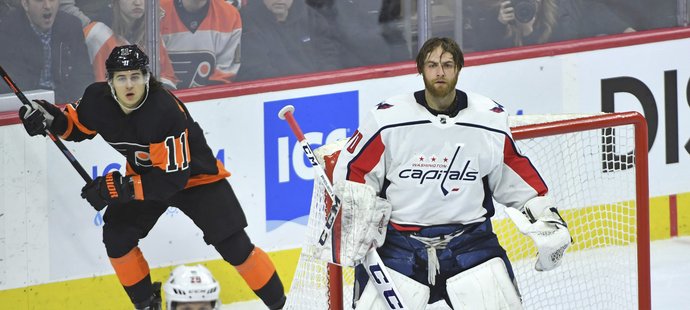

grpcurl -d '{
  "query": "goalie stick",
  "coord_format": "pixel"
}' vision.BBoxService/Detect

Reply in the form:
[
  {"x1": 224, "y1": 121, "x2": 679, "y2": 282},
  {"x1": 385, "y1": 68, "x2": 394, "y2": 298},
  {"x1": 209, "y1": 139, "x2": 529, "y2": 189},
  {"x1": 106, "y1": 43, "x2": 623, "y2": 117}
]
[
  {"x1": 0, "y1": 65, "x2": 92, "y2": 183},
  {"x1": 278, "y1": 105, "x2": 408, "y2": 309}
]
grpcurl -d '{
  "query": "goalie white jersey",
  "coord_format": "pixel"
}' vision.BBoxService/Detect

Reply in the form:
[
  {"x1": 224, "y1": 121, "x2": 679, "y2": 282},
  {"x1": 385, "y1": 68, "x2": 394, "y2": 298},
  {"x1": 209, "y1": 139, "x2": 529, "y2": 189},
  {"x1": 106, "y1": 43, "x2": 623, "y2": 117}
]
[{"x1": 333, "y1": 89, "x2": 548, "y2": 227}]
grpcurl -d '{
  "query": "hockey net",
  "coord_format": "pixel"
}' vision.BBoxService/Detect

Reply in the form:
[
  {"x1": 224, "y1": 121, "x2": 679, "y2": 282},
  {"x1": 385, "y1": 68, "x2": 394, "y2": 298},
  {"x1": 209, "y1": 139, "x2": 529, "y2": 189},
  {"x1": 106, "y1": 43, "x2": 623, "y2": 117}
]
[{"x1": 284, "y1": 112, "x2": 650, "y2": 310}]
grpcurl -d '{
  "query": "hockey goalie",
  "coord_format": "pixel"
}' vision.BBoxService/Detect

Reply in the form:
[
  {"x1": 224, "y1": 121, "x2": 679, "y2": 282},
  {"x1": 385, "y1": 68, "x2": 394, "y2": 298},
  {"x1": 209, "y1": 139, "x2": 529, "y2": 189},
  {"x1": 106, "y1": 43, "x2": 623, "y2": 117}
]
[{"x1": 313, "y1": 38, "x2": 572, "y2": 310}]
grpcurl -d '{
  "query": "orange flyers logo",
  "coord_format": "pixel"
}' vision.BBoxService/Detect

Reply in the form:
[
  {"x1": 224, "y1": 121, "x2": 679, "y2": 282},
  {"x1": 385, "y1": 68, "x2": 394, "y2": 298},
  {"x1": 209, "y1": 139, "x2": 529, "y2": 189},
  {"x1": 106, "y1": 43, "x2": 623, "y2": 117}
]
[{"x1": 134, "y1": 151, "x2": 152, "y2": 167}]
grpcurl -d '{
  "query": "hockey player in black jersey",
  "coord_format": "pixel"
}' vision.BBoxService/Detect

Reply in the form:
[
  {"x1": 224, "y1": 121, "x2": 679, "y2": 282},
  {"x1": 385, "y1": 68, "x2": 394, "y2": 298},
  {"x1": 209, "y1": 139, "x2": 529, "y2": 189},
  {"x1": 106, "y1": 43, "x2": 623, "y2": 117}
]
[{"x1": 18, "y1": 45, "x2": 286, "y2": 310}]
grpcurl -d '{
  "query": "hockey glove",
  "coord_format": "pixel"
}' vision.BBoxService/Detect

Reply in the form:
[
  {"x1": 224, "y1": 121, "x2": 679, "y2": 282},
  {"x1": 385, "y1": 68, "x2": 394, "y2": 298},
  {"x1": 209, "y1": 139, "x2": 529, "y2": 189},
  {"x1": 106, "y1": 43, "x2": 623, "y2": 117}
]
[
  {"x1": 81, "y1": 171, "x2": 134, "y2": 211},
  {"x1": 319, "y1": 181, "x2": 391, "y2": 267},
  {"x1": 506, "y1": 196, "x2": 572, "y2": 271},
  {"x1": 18, "y1": 100, "x2": 67, "y2": 136}
]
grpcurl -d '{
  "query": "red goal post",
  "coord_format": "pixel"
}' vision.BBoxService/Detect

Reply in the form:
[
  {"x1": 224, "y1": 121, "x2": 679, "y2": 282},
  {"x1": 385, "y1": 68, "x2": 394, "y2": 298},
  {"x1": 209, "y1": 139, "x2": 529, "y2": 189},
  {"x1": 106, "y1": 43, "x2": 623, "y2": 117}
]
[{"x1": 284, "y1": 111, "x2": 650, "y2": 310}]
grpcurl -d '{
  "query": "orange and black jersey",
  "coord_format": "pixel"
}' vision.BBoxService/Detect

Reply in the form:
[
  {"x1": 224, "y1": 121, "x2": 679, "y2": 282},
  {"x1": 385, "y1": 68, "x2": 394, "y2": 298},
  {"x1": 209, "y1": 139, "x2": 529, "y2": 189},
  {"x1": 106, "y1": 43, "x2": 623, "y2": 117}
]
[{"x1": 61, "y1": 82, "x2": 229, "y2": 201}]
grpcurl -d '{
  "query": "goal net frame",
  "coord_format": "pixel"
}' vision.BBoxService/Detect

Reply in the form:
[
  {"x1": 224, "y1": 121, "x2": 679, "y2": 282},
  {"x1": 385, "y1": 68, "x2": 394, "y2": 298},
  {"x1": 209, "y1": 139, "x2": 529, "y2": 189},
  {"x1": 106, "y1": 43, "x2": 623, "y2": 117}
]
[{"x1": 285, "y1": 111, "x2": 650, "y2": 310}]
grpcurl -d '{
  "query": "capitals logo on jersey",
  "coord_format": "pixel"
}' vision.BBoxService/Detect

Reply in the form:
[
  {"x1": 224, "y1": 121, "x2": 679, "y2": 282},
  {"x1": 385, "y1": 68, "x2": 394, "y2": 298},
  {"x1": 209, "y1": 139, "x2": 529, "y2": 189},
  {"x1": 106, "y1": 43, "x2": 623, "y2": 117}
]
[{"x1": 398, "y1": 145, "x2": 479, "y2": 196}]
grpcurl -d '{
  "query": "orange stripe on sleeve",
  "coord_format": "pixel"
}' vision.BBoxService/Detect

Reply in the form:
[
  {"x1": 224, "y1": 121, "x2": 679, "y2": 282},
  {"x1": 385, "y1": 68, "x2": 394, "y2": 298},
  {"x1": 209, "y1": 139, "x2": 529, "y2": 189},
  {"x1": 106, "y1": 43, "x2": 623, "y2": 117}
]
[
  {"x1": 60, "y1": 110, "x2": 74, "y2": 139},
  {"x1": 234, "y1": 247, "x2": 276, "y2": 291},
  {"x1": 63, "y1": 104, "x2": 96, "y2": 137},
  {"x1": 185, "y1": 159, "x2": 231, "y2": 188},
  {"x1": 131, "y1": 175, "x2": 144, "y2": 200},
  {"x1": 125, "y1": 162, "x2": 135, "y2": 176},
  {"x1": 150, "y1": 140, "x2": 170, "y2": 171},
  {"x1": 109, "y1": 247, "x2": 150, "y2": 287}
]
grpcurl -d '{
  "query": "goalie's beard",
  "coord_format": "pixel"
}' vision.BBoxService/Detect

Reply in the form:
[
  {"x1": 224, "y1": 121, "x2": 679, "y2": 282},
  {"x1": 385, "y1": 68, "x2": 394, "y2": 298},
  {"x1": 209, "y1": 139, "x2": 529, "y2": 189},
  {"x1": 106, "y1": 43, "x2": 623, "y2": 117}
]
[{"x1": 423, "y1": 73, "x2": 459, "y2": 99}]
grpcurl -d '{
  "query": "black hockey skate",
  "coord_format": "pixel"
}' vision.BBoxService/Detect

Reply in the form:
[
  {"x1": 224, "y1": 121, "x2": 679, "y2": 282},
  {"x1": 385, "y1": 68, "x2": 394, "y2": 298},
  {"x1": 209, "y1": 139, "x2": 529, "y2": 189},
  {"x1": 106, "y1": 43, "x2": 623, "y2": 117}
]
[
  {"x1": 134, "y1": 282, "x2": 162, "y2": 310},
  {"x1": 268, "y1": 295, "x2": 287, "y2": 310}
]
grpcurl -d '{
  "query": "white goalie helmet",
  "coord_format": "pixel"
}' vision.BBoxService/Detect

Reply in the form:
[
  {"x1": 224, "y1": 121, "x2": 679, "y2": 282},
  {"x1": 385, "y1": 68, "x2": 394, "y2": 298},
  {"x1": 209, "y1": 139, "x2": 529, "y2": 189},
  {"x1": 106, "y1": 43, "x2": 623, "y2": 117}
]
[{"x1": 164, "y1": 264, "x2": 221, "y2": 310}]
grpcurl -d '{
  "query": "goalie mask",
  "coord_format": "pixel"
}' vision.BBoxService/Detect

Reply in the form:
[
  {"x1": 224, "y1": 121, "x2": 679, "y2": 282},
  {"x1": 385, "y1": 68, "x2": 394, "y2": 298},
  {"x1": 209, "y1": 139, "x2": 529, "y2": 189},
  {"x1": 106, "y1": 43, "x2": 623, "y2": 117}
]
[
  {"x1": 163, "y1": 265, "x2": 221, "y2": 310},
  {"x1": 105, "y1": 45, "x2": 151, "y2": 113}
]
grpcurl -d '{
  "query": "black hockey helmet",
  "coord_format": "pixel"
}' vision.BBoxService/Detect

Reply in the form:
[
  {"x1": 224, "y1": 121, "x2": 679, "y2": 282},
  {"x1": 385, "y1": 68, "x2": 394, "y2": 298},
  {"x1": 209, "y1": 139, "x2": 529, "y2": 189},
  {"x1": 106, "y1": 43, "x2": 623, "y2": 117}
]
[{"x1": 106, "y1": 45, "x2": 149, "y2": 78}]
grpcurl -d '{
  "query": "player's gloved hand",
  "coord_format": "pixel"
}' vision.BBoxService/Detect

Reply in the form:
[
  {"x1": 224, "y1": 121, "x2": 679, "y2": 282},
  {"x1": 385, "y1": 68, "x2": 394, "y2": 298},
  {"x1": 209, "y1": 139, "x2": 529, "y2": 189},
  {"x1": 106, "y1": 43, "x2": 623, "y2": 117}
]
[
  {"x1": 506, "y1": 196, "x2": 572, "y2": 271},
  {"x1": 18, "y1": 100, "x2": 67, "y2": 136},
  {"x1": 81, "y1": 171, "x2": 134, "y2": 211}
]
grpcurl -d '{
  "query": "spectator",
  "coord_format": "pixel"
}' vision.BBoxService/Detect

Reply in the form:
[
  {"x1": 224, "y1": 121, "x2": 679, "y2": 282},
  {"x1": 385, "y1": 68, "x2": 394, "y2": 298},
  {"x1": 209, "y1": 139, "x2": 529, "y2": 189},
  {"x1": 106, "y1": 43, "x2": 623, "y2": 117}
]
[
  {"x1": 551, "y1": 0, "x2": 635, "y2": 42},
  {"x1": 306, "y1": 0, "x2": 410, "y2": 68},
  {"x1": 236, "y1": 0, "x2": 340, "y2": 81},
  {"x1": 473, "y1": 0, "x2": 559, "y2": 50},
  {"x1": 82, "y1": 0, "x2": 178, "y2": 88},
  {"x1": 163, "y1": 265, "x2": 222, "y2": 310},
  {"x1": 59, "y1": 0, "x2": 110, "y2": 27},
  {"x1": 160, "y1": 0, "x2": 242, "y2": 88},
  {"x1": 0, "y1": 0, "x2": 93, "y2": 104}
]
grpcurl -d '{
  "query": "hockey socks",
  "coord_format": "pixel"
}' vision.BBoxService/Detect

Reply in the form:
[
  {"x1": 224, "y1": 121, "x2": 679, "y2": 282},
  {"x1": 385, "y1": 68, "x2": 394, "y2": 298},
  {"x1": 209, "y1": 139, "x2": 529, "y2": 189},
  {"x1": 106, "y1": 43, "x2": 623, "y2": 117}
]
[
  {"x1": 109, "y1": 247, "x2": 155, "y2": 306},
  {"x1": 234, "y1": 247, "x2": 286, "y2": 309},
  {"x1": 214, "y1": 230, "x2": 286, "y2": 309}
]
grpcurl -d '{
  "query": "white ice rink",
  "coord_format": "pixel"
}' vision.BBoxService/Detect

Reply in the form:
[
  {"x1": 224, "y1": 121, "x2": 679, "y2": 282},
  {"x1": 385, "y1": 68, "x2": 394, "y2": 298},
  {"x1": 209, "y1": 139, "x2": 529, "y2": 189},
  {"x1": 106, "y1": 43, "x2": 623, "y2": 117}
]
[{"x1": 222, "y1": 236, "x2": 690, "y2": 310}]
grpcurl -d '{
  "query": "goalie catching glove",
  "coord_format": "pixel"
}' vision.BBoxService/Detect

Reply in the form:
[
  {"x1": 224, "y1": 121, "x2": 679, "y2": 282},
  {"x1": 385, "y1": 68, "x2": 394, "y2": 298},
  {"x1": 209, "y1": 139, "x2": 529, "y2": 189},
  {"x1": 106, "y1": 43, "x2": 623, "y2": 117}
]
[
  {"x1": 506, "y1": 196, "x2": 572, "y2": 271},
  {"x1": 319, "y1": 180, "x2": 392, "y2": 267}
]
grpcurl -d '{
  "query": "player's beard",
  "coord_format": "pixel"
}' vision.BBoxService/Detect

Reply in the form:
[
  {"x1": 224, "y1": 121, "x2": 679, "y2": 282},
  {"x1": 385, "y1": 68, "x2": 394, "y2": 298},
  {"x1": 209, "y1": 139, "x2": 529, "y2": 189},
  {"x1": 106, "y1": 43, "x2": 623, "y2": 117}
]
[{"x1": 424, "y1": 73, "x2": 458, "y2": 98}]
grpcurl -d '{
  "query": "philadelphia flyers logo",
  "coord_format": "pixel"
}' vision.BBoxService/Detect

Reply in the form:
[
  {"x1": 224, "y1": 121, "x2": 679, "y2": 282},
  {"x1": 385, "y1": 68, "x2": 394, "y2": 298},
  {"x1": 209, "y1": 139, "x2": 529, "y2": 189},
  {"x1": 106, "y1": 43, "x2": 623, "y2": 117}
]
[
  {"x1": 134, "y1": 151, "x2": 152, "y2": 167},
  {"x1": 168, "y1": 52, "x2": 217, "y2": 88}
]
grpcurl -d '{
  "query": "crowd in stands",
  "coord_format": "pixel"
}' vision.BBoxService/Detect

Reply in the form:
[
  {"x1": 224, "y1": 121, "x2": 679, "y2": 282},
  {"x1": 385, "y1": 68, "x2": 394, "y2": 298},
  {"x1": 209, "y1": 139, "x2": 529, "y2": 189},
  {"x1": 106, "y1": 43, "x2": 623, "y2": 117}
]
[{"x1": 0, "y1": 0, "x2": 683, "y2": 104}]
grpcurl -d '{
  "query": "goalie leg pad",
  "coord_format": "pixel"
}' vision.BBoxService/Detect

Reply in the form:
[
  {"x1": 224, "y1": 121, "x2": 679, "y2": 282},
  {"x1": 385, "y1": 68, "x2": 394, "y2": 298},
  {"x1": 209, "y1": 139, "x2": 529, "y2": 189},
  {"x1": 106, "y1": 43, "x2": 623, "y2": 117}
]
[
  {"x1": 356, "y1": 266, "x2": 430, "y2": 310},
  {"x1": 446, "y1": 257, "x2": 522, "y2": 310}
]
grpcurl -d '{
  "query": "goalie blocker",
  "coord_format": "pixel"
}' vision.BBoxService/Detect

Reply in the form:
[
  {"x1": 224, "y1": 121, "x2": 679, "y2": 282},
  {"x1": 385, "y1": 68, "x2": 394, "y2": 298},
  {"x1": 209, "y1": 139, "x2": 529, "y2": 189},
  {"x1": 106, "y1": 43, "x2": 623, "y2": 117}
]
[{"x1": 318, "y1": 180, "x2": 392, "y2": 267}]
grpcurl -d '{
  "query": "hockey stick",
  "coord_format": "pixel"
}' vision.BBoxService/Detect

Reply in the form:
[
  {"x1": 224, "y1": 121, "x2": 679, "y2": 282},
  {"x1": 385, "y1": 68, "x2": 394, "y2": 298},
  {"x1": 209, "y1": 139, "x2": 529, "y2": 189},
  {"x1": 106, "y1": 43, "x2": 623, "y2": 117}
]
[
  {"x1": 278, "y1": 105, "x2": 407, "y2": 309},
  {"x1": 0, "y1": 65, "x2": 92, "y2": 183}
]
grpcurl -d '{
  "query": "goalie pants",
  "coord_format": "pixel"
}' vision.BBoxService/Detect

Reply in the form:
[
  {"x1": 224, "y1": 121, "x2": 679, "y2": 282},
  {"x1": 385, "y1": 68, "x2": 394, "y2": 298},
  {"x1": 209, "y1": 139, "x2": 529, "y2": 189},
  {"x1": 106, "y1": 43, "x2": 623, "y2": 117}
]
[
  {"x1": 354, "y1": 220, "x2": 516, "y2": 306},
  {"x1": 102, "y1": 179, "x2": 283, "y2": 307}
]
